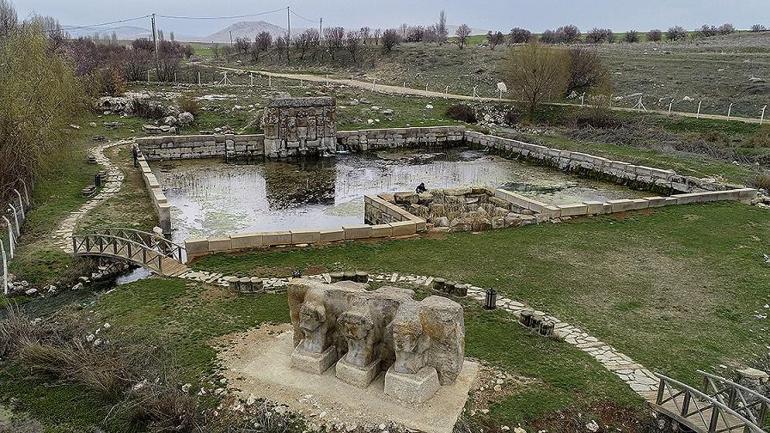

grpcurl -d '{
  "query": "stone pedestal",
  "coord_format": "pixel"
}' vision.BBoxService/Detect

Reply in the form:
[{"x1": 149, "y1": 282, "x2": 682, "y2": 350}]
[
  {"x1": 335, "y1": 357, "x2": 381, "y2": 388},
  {"x1": 291, "y1": 344, "x2": 337, "y2": 374},
  {"x1": 384, "y1": 366, "x2": 441, "y2": 404}
]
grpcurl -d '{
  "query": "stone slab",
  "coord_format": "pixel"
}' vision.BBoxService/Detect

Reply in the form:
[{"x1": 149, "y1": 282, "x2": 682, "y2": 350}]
[
  {"x1": 291, "y1": 230, "x2": 321, "y2": 245},
  {"x1": 262, "y1": 231, "x2": 292, "y2": 246},
  {"x1": 342, "y1": 225, "x2": 372, "y2": 240},
  {"x1": 319, "y1": 229, "x2": 345, "y2": 243},
  {"x1": 223, "y1": 330, "x2": 478, "y2": 433},
  {"x1": 384, "y1": 366, "x2": 441, "y2": 404},
  {"x1": 230, "y1": 233, "x2": 263, "y2": 250},
  {"x1": 335, "y1": 357, "x2": 381, "y2": 388},
  {"x1": 291, "y1": 344, "x2": 337, "y2": 374}
]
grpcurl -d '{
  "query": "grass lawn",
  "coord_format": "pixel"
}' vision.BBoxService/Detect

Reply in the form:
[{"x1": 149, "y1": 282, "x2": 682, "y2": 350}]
[{"x1": 194, "y1": 202, "x2": 770, "y2": 388}]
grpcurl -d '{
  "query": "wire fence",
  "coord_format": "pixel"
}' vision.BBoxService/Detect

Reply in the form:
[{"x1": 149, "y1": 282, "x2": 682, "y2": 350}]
[{"x1": 1, "y1": 179, "x2": 31, "y2": 295}]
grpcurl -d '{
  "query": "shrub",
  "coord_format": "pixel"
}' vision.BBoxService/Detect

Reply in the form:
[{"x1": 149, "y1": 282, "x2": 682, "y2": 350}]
[
  {"x1": 567, "y1": 47, "x2": 611, "y2": 96},
  {"x1": 540, "y1": 29, "x2": 559, "y2": 44},
  {"x1": 504, "y1": 108, "x2": 521, "y2": 125},
  {"x1": 503, "y1": 43, "x2": 570, "y2": 116},
  {"x1": 509, "y1": 27, "x2": 532, "y2": 44},
  {"x1": 486, "y1": 31, "x2": 505, "y2": 50},
  {"x1": 667, "y1": 26, "x2": 688, "y2": 41},
  {"x1": 97, "y1": 67, "x2": 127, "y2": 96},
  {"x1": 647, "y1": 29, "x2": 663, "y2": 41},
  {"x1": 382, "y1": 29, "x2": 401, "y2": 52},
  {"x1": 586, "y1": 28, "x2": 614, "y2": 43},
  {"x1": 751, "y1": 24, "x2": 767, "y2": 32},
  {"x1": 129, "y1": 98, "x2": 166, "y2": 119},
  {"x1": 178, "y1": 94, "x2": 201, "y2": 117},
  {"x1": 556, "y1": 25, "x2": 581, "y2": 43},
  {"x1": 718, "y1": 23, "x2": 736, "y2": 35},
  {"x1": 747, "y1": 127, "x2": 770, "y2": 148},
  {"x1": 624, "y1": 30, "x2": 640, "y2": 43},
  {"x1": 698, "y1": 24, "x2": 719, "y2": 38},
  {"x1": 751, "y1": 174, "x2": 770, "y2": 192},
  {"x1": 446, "y1": 104, "x2": 477, "y2": 123}
]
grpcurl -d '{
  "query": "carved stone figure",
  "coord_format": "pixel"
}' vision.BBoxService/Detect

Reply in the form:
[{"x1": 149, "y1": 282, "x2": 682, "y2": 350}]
[
  {"x1": 298, "y1": 301, "x2": 329, "y2": 353},
  {"x1": 391, "y1": 303, "x2": 431, "y2": 374},
  {"x1": 338, "y1": 307, "x2": 379, "y2": 367}
]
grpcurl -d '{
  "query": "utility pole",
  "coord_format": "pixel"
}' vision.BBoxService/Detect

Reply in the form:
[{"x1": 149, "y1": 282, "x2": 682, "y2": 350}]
[
  {"x1": 286, "y1": 6, "x2": 291, "y2": 62},
  {"x1": 229, "y1": 31, "x2": 233, "y2": 46},
  {"x1": 151, "y1": 14, "x2": 159, "y2": 79},
  {"x1": 320, "y1": 18, "x2": 323, "y2": 39}
]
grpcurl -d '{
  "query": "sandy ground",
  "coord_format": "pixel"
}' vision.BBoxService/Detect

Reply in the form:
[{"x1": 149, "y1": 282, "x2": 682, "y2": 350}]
[{"x1": 218, "y1": 324, "x2": 479, "y2": 433}]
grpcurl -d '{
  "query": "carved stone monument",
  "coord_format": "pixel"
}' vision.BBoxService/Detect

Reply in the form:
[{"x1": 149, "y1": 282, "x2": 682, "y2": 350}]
[
  {"x1": 262, "y1": 96, "x2": 337, "y2": 158},
  {"x1": 288, "y1": 278, "x2": 465, "y2": 404}
]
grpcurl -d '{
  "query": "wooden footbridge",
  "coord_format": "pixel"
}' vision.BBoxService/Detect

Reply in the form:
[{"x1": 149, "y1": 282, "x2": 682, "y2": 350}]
[
  {"x1": 72, "y1": 228, "x2": 188, "y2": 277},
  {"x1": 650, "y1": 371, "x2": 769, "y2": 433}
]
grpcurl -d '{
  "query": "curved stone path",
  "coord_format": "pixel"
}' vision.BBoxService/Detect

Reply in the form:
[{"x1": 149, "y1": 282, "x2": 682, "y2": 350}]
[
  {"x1": 177, "y1": 268, "x2": 658, "y2": 400},
  {"x1": 53, "y1": 141, "x2": 128, "y2": 254}
]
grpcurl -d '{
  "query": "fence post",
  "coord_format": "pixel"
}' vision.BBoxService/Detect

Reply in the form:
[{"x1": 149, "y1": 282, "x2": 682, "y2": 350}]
[
  {"x1": 762, "y1": 105, "x2": 767, "y2": 125},
  {"x1": 7, "y1": 203, "x2": 19, "y2": 236},
  {"x1": 727, "y1": 103, "x2": 733, "y2": 120},
  {"x1": 18, "y1": 178, "x2": 30, "y2": 206},
  {"x1": 668, "y1": 101, "x2": 673, "y2": 115},
  {"x1": 697, "y1": 101, "x2": 702, "y2": 119},
  {"x1": 444, "y1": 86, "x2": 449, "y2": 99},
  {"x1": 1, "y1": 217, "x2": 12, "y2": 260},
  {"x1": 1, "y1": 240, "x2": 7, "y2": 295},
  {"x1": 13, "y1": 189, "x2": 24, "y2": 220},
  {"x1": 707, "y1": 406, "x2": 720, "y2": 433}
]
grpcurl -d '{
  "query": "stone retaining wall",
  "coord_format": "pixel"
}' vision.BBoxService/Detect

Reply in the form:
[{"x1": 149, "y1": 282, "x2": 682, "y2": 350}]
[
  {"x1": 135, "y1": 148, "x2": 172, "y2": 234},
  {"x1": 263, "y1": 97, "x2": 336, "y2": 158},
  {"x1": 185, "y1": 195, "x2": 427, "y2": 260},
  {"x1": 463, "y1": 131, "x2": 730, "y2": 194},
  {"x1": 336, "y1": 126, "x2": 466, "y2": 151}
]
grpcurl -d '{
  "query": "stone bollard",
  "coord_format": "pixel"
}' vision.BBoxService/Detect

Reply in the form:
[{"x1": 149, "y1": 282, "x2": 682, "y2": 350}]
[
  {"x1": 343, "y1": 271, "x2": 356, "y2": 281},
  {"x1": 224, "y1": 276, "x2": 239, "y2": 290},
  {"x1": 530, "y1": 314, "x2": 544, "y2": 331},
  {"x1": 444, "y1": 281, "x2": 457, "y2": 294},
  {"x1": 520, "y1": 309, "x2": 534, "y2": 327},
  {"x1": 330, "y1": 272, "x2": 344, "y2": 283},
  {"x1": 432, "y1": 278, "x2": 446, "y2": 292},
  {"x1": 249, "y1": 277, "x2": 264, "y2": 293},
  {"x1": 540, "y1": 321, "x2": 555, "y2": 337},
  {"x1": 238, "y1": 277, "x2": 251, "y2": 292},
  {"x1": 354, "y1": 271, "x2": 369, "y2": 283},
  {"x1": 454, "y1": 284, "x2": 468, "y2": 297}
]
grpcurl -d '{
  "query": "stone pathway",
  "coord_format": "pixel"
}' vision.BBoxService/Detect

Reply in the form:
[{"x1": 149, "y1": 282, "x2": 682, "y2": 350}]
[
  {"x1": 175, "y1": 268, "x2": 658, "y2": 399},
  {"x1": 52, "y1": 141, "x2": 128, "y2": 253}
]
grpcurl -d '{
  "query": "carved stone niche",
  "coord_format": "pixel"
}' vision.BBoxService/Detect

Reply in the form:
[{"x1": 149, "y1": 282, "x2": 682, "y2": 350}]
[{"x1": 288, "y1": 279, "x2": 465, "y2": 404}]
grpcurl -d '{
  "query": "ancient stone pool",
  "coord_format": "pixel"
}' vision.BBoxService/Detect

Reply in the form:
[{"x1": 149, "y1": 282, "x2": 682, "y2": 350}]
[{"x1": 151, "y1": 148, "x2": 645, "y2": 241}]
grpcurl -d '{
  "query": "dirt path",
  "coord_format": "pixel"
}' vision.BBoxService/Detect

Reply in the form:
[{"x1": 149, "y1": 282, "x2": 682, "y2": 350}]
[{"x1": 215, "y1": 65, "x2": 765, "y2": 125}]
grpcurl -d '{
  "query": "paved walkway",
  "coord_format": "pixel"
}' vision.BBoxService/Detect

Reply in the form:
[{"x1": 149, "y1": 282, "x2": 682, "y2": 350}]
[
  {"x1": 215, "y1": 65, "x2": 764, "y2": 125},
  {"x1": 52, "y1": 141, "x2": 128, "y2": 254},
  {"x1": 177, "y1": 268, "x2": 658, "y2": 400}
]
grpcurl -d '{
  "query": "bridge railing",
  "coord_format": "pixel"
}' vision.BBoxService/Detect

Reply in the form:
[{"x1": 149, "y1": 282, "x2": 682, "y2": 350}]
[
  {"x1": 72, "y1": 233, "x2": 165, "y2": 274},
  {"x1": 699, "y1": 370, "x2": 770, "y2": 428},
  {"x1": 655, "y1": 373, "x2": 766, "y2": 433},
  {"x1": 79, "y1": 228, "x2": 186, "y2": 263}
]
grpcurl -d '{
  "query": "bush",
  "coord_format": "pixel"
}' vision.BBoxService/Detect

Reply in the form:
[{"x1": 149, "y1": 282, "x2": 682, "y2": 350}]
[
  {"x1": 751, "y1": 174, "x2": 770, "y2": 192},
  {"x1": 718, "y1": 23, "x2": 736, "y2": 35},
  {"x1": 698, "y1": 24, "x2": 719, "y2": 38},
  {"x1": 667, "y1": 26, "x2": 688, "y2": 41},
  {"x1": 97, "y1": 67, "x2": 127, "y2": 96},
  {"x1": 178, "y1": 94, "x2": 201, "y2": 117},
  {"x1": 381, "y1": 29, "x2": 401, "y2": 52},
  {"x1": 556, "y1": 25, "x2": 581, "y2": 43},
  {"x1": 446, "y1": 104, "x2": 477, "y2": 123},
  {"x1": 504, "y1": 108, "x2": 521, "y2": 125},
  {"x1": 509, "y1": 27, "x2": 532, "y2": 44},
  {"x1": 647, "y1": 29, "x2": 663, "y2": 42},
  {"x1": 129, "y1": 98, "x2": 166, "y2": 119},
  {"x1": 540, "y1": 29, "x2": 559, "y2": 44},
  {"x1": 624, "y1": 30, "x2": 640, "y2": 43},
  {"x1": 586, "y1": 28, "x2": 615, "y2": 43},
  {"x1": 751, "y1": 24, "x2": 767, "y2": 32},
  {"x1": 747, "y1": 127, "x2": 770, "y2": 148},
  {"x1": 503, "y1": 44, "x2": 570, "y2": 116},
  {"x1": 567, "y1": 47, "x2": 611, "y2": 96}
]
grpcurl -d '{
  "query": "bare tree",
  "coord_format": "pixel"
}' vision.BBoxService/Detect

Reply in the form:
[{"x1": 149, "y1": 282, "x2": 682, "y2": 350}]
[
  {"x1": 252, "y1": 31, "x2": 272, "y2": 61},
  {"x1": 667, "y1": 26, "x2": 688, "y2": 41},
  {"x1": 456, "y1": 24, "x2": 471, "y2": 49},
  {"x1": 345, "y1": 30, "x2": 361, "y2": 62},
  {"x1": 373, "y1": 28, "x2": 382, "y2": 45},
  {"x1": 324, "y1": 27, "x2": 344, "y2": 60},
  {"x1": 487, "y1": 31, "x2": 505, "y2": 50},
  {"x1": 294, "y1": 29, "x2": 319, "y2": 60},
  {"x1": 381, "y1": 28, "x2": 401, "y2": 53},
  {"x1": 437, "y1": 10, "x2": 448, "y2": 43},
  {"x1": 503, "y1": 43, "x2": 570, "y2": 116},
  {"x1": 647, "y1": 29, "x2": 663, "y2": 42},
  {"x1": 0, "y1": 0, "x2": 17, "y2": 37},
  {"x1": 234, "y1": 37, "x2": 250, "y2": 54},
  {"x1": 567, "y1": 47, "x2": 611, "y2": 96},
  {"x1": 360, "y1": 26, "x2": 371, "y2": 44}
]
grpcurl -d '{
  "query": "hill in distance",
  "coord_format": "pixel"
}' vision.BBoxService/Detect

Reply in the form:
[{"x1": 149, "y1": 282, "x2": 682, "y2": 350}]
[
  {"x1": 201, "y1": 21, "x2": 287, "y2": 43},
  {"x1": 66, "y1": 25, "x2": 150, "y2": 40}
]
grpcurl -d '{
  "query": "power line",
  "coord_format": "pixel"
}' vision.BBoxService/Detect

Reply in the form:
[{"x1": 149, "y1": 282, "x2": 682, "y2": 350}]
[
  {"x1": 58, "y1": 15, "x2": 152, "y2": 31},
  {"x1": 157, "y1": 8, "x2": 286, "y2": 21},
  {"x1": 290, "y1": 9, "x2": 317, "y2": 24}
]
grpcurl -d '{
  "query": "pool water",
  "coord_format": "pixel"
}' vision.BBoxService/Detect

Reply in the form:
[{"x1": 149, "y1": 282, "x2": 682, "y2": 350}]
[{"x1": 151, "y1": 148, "x2": 645, "y2": 241}]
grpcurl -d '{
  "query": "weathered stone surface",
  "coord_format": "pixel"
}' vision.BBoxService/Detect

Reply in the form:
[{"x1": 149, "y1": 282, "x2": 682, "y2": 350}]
[
  {"x1": 384, "y1": 365, "x2": 441, "y2": 404},
  {"x1": 287, "y1": 279, "x2": 465, "y2": 404}
]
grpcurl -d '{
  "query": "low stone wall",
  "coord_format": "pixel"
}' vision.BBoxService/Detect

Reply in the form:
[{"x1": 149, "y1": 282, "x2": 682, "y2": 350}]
[
  {"x1": 336, "y1": 126, "x2": 466, "y2": 151},
  {"x1": 464, "y1": 131, "x2": 729, "y2": 194},
  {"x1": 136, "y1": 134, "x2": 266, "y2": 161},
  {"x1": 134, "y1": 147, "x2": 172, "y2": 234},
  {"x1": 186, "y1": 195, "x2": 427, "y2": 260}
]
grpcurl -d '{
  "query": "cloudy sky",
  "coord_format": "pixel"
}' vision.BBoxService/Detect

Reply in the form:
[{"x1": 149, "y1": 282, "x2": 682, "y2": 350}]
[{"x1": 15, "y1": 0, "x2": 770, "y2": 36}]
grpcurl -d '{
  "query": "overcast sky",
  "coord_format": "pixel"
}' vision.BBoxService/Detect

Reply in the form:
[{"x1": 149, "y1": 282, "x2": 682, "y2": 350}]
[{"x1": 15, "y1": 0, "x2": 770, "y2": 36}]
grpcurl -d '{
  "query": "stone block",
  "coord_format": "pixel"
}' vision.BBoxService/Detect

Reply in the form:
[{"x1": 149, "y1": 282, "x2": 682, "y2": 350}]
[
  {"x1": 384, "y1": 366, "x2": 441, "y2": 404},
  {"x1": 557, "y1": 203, "x2": 588, "y2": 217},
  {"x1": 583, "y1": 201, "x2": 605, "y2": 215},
  {"x1": 644, "y1": 197, "x2": 667, "y2": 208},
  {"x1": 230, "y1": 233, "x2": 263, "y2": 250},
  {"x1": 607, "y1": 199, "x2": 635, "y2": 213},
  {"x1": 343, "y1": 225, "x2": 372, "y2": 240},
  {"x1": 370, "y1": 224, "x2": 393, "y2": 238},
  {"x1": 413, "y1": 217, "x2": 427, "y2": 232},
  {"x1": 185, "y1": 238, "x2": 209, "y2": 258},
  {"x1": 389, "y1": 220, "x2": 417, "y2": 236},
  {"x1": 208, "y1": 237, "x2": 232, "y2": 252},
  {"x1": 291, "y1": 345, "x2": 338, "y2": 374},
  {"x1": 335, "y1": 357, "x2": 381, "y2": 388},
  {"x1": 319, "y1": 229, "x2": 345, "y2": 243},
  {"x1": 291, "y1": 230, "x2": 321, "y2": 244},
  {"x1": 262, "y1": 231, "x2": 292, "y2": 246}
]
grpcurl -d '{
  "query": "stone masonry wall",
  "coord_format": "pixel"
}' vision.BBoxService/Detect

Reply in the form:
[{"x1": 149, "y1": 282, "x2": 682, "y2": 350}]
[
  {"x1": 136, "y1": 134, "x2": 265, "y2": 161},
  {"x1": 337, "y1": 126, "x2": 465, "y2": 151},
  {"x1": 262, "y1": 97, "x2": 337, "y2": 158}
]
